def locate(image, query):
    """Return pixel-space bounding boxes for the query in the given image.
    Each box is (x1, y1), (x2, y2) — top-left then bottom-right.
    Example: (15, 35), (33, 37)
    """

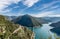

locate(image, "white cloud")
(48, 15), (60, 17)
(0, 0), (39, 10)
(22, 0), (39, 7)
(0, 0), (60, 16)
(38, 1), (59, 11)
(43, 1), (59, 8)
(50, 5), (59, 9)
(0, 0), (39, 14)
(0, 0), (21, 10)
(0, 12), (23, 16)
(31, 11), (54, 17)
(31, 11), (60, 17)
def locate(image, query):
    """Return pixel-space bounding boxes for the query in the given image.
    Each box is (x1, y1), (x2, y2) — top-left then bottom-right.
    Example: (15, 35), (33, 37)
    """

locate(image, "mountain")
(44, 17), (60, 23)
(0, 15), (34, 39)
(5, 16), (17, 21)
(50, 21), (60, 27)
(5, 14), (60, 24)
(36, 17), (60, 24)
(50, 21), (60, 35)
(35, 17), (51, 24)
(12, 14), (42, 27)
(50, 27), (60, 35)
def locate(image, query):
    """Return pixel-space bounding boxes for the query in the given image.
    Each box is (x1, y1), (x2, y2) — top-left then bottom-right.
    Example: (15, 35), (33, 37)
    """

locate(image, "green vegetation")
(12, 14), (42, 27)
(0, 15), (34, 39)
(39, 35), (52, 39)
(48, 35), (52, 39)
(54, 34), (60, 39)
(10, 27), (34, 39)
(56, 37), (60, 39)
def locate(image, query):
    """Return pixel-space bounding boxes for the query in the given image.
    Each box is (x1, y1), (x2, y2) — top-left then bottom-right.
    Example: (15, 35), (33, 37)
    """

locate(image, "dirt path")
(8, 26), (22, 39)
(13, 26), (22, 34)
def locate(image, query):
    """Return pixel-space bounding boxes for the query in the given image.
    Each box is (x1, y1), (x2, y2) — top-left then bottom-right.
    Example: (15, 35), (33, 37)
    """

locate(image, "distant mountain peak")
(12, 14), (42, 27)
(23, 14), (31, 17)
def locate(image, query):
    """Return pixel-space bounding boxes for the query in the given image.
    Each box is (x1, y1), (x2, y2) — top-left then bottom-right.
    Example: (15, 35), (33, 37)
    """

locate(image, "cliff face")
(0, 15), (34, 39)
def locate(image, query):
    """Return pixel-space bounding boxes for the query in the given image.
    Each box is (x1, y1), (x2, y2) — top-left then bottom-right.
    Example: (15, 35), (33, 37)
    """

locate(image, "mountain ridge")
(12, 14), (42, 27)
(0, 15), (34, 39)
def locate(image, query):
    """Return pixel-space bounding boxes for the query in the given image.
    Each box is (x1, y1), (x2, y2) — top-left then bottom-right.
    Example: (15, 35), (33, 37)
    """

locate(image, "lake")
(29, 23), (60, 39)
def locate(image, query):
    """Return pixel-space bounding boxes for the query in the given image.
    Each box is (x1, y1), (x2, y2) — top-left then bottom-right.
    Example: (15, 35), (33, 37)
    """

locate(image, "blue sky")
(0, 0), (60, 17)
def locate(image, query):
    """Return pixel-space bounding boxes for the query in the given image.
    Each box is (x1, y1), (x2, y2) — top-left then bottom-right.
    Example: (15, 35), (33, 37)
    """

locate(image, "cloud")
(0, 12), (23, 16)
(31, 10), (60, 17)
(48, 15), (60, 17)
(43, 1), (59, 8)
(0, 0), (21, 10)
(38, 1), (60, 11)
(50, 5), (59, 9)
(0, 0), (39, 14)
(0, 0), (60, 16)
(0, 0), (39, 10)
(30, 11), (54, 17)
(22, 0), (39, 7)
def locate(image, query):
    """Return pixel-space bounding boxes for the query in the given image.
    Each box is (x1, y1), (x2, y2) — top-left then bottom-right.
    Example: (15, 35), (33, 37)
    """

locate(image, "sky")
(0, 0), (60, 17)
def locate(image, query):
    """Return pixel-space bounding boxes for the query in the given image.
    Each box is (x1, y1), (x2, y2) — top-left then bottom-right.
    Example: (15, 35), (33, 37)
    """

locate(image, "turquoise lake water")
(29, 23), (57, 39)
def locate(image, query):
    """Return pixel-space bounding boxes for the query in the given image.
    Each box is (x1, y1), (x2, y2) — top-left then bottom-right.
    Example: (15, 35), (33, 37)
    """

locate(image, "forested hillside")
(0, 15), (34, 39)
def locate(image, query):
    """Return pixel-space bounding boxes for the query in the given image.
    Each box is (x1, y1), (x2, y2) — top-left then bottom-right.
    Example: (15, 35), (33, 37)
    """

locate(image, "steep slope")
(12, 14), (42, 27)
(50, 21), (60, 27)
(50, 21), (60, 35)
(0, 15), (34, 39)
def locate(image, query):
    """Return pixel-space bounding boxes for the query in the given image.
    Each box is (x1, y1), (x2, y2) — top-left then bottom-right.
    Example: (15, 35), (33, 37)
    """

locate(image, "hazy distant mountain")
(37, 17), (60, 24)
(11, 15), (60, 25)
(5, 16), (17, 21)
(35, 17), (51, 24)
(12, 14), (42, 27)
(43, 17), (60, 23)
(0, 15), (34, 39)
